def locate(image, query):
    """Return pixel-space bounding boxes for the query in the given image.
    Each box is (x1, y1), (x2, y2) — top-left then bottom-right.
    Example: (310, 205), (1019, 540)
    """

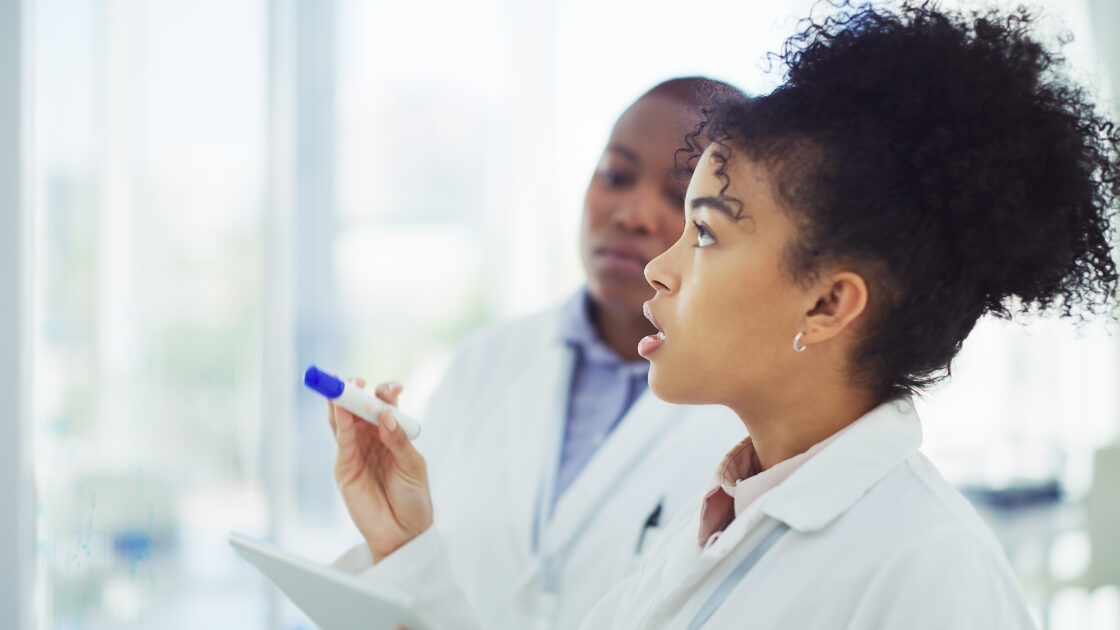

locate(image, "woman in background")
(330, 77), (746, 630)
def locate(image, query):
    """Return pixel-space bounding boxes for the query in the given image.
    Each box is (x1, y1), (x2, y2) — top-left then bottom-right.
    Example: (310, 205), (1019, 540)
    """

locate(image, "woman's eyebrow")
(607, 145), (640, 165)
(690, 196), (738, 220)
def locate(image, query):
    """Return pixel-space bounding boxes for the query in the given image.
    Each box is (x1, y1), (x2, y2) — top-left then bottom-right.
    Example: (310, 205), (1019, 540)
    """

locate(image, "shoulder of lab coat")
(331, 528), (482, 630)
(424, 306), (560, 403)
(847, 531), (1037, 630)
(754, 400), (1034, 628)
(839, 451), (1036, 629)
(418, 306), (560, 463)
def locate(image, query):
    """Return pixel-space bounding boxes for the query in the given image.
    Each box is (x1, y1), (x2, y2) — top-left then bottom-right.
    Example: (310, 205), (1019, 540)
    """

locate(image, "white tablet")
(229, 532), (433, 630)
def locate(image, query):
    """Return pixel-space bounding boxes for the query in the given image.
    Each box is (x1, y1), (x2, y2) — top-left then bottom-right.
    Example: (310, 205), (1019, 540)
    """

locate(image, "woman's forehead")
(689, 148), (782, 224)
(611, 97), (702, 149)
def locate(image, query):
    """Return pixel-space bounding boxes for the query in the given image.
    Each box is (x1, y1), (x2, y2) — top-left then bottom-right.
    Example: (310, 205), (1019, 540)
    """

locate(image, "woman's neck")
(589, 298), (655, 363)
(730, 382), (879, 471)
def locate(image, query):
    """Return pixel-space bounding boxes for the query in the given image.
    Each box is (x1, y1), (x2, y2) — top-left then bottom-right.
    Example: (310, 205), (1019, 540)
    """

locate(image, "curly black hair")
(688, 1), (1120, 401)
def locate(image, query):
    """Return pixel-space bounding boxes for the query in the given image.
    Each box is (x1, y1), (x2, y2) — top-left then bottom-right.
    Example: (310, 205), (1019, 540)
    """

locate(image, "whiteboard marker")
(304, 365), (421, 440)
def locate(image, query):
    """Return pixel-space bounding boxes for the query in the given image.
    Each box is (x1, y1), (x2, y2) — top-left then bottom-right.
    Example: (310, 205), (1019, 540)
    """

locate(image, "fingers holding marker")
(376, 381), (403, 406)
(305, 365), (420, 440)
(378, 407), (403, 449)
(333, 376), (366, 444)
(339, 378), (368, 435)
(377, 407), (425, 472)
(333, 404), (362, 467)
(328, 399), (338, 436)
(382, 406), (398, 432)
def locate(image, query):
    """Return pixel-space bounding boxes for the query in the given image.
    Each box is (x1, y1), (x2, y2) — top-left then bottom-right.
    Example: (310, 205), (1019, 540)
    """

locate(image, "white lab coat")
(339, 397), (1037, 630)
(333, 306), (747, 630)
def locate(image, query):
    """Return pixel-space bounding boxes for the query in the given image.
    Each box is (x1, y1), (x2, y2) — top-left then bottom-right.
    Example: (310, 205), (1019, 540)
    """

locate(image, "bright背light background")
(4, 0), (1119, 627)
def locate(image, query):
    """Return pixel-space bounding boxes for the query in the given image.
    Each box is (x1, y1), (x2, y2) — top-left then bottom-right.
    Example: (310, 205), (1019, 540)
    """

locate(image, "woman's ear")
(801, 271), (868, 344)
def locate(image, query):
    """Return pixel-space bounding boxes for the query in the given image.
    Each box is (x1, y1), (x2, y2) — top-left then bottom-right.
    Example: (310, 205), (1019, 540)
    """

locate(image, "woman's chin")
(648, 367), (708, 405)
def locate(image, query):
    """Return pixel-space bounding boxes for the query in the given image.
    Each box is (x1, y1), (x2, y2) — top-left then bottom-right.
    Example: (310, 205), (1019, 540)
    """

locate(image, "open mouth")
(638, 302), (667, 357)
(643, 302), (664, 338)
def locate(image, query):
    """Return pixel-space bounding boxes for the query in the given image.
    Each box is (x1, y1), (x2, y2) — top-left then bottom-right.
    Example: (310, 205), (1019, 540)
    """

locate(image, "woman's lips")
(595, 245), (647, 274)
(637, 331), (666, 357)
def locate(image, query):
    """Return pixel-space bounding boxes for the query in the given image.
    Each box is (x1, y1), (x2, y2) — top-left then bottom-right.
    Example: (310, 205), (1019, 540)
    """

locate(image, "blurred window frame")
(1, 0), (35, 628)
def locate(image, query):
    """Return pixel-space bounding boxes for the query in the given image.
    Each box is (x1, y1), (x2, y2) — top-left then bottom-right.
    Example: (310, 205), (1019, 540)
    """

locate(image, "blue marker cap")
(304, 365), (345, 399)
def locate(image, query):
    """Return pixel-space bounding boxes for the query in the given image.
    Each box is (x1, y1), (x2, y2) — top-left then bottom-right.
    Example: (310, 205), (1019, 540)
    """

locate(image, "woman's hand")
(328, 379), (433, 563)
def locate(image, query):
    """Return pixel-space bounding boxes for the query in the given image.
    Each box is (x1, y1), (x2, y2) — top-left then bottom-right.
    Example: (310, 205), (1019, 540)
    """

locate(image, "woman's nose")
(644, 246), (677, 295)
(612, 187), (660, 234)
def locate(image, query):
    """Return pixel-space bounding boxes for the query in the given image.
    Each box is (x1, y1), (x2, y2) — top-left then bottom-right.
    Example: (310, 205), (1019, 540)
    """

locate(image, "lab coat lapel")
(543, 389), (680, 559)
(506, 335), (576, 559)
(662, 501), (770, 598)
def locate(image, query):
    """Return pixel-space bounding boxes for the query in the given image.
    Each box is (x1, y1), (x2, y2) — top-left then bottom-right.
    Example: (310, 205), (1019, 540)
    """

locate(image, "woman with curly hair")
(329, 3), (1118, 628)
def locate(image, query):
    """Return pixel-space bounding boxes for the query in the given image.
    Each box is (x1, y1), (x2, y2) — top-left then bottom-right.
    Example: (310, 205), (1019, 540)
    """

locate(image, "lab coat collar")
(758, 397), (923, 532)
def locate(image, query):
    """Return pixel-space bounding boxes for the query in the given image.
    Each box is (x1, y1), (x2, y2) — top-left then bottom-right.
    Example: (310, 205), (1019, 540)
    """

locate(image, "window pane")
(33, 1), (270, 627)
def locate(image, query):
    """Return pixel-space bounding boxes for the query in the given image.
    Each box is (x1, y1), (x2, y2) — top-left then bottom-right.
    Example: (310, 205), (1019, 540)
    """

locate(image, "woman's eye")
(599, 170), (633, 188)
(694, 221), (716, 248)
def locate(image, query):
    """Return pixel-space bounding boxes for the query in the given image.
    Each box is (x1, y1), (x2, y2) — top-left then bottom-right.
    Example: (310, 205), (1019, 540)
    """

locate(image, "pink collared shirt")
(697, 428), (847, 548)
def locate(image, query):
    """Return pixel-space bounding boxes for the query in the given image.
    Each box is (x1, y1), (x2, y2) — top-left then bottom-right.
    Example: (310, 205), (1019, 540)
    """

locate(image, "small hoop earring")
(793, 332), (807, 353)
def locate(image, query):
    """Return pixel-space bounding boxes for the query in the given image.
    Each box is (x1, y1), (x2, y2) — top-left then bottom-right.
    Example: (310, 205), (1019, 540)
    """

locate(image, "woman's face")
(640, 145), (813, 406)
(580, 95), (703, 317)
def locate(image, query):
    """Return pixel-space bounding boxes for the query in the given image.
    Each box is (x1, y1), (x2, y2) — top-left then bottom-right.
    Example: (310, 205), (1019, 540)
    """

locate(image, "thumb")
(377, 408), (425, 474)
